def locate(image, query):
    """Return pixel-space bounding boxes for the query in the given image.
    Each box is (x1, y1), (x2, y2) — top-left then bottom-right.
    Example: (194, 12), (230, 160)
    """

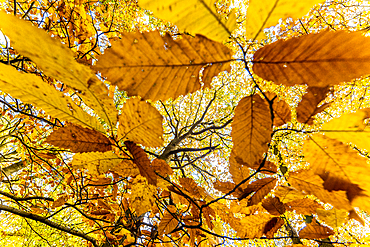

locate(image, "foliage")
(0, 0), (370, 246)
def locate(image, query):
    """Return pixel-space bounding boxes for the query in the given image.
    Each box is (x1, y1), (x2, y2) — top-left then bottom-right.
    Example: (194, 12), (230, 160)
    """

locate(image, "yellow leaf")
(235, 213), (272, 238)
(72, 151), (137, 176)
(158, 205), (179, 235)
(51, 195), (67, 209)
(246, 0), (323, 40)
(275, 186), (305, 203)
(288, 170), (352, 211)
(316, 208), (348, 229)
(285, 198), (324, 215)
(299, 220), (334, 239)
(231, 95), (272, 167)
(119, 99), (163, 148)
(321, 108), (370, 151)
(304, 135), (370, 211)
(95, 31), (232, 101)
(0, 12), (116, 129)
(140, 1), (236, 42)
(130, 175), (156, 216)
(46, 123), (112, 153)
(253, 31), (370, 86)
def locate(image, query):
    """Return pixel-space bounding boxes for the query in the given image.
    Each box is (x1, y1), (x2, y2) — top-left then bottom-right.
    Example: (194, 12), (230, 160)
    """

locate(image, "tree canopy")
(0, 0), (370, 246)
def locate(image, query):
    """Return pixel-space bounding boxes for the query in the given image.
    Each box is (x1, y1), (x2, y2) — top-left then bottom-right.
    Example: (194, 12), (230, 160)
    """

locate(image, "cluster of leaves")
(1, 0), (370, 247)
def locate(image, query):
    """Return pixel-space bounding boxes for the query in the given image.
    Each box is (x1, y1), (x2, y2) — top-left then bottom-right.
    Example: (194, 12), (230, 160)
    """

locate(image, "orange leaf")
(299, 220), (334, 239)
(158, 206), (178, 235)
(262, 197), (286, 216)
(265, 93), (291, 126)
(151, 159), (173, 177)
(297, 86), (330, 125)
(46, 123), (112, 153)
(125, 141), (157, 186)
(253, 30), (370, 86)
(95, 31), (232, 101)
(285, 198), (324, 215)
(51, 195), (67, 209)
(239, 177), (277, 206)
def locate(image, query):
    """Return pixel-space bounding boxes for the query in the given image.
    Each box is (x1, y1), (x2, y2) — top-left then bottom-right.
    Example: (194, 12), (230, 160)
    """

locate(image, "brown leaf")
(262, 197), (286, 216)
(299, 220), (334, 239)
(263, 217), (285, 238)
(179, 177), (203, 199)
(213, 180), (242, 197)
(231, 95), (272, 167)
(119, 98), (163, 147)
(51, 195), (67, 209)
(151, 159), (173, 177)
(46, 123), (112, 153)
(158, 205), (178, 235)
(95, 31), (232, 101)
(253, 30), (370, 86)
(285, 198), (324, 215)
(125, 141), (157, 186)
(265, 93), (291, 126)
(238, 177), (277, 206)
(297, 86), (330, 125)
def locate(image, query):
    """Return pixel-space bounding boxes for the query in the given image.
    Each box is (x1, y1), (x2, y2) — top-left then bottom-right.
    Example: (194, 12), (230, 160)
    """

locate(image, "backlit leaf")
(264, 217), (285, 238)
(140, 0), (236, 42)
(253, 31), (370, 86)
(288, 170), (352, 211)
(297, 86), (330, 124)
(46, 123), (112, 153)
(130, 175), (156, 216)
(246, 0), (324, 40)
(238, 177), (277, 206)
(235, 213), (272, 238)
(316, 208), (348, 229)
(0, 64), (104, 132)
(262, 197), (286, 216)
(125, 141), (157, 185)
(299, 220), (334, 239)
(231, 94), (272, 167)
(304, 135), (370, 210)
(321, 108), (370, 151)
(285, 198), (324, 215)
(158, 205), (178, 235)
(0, 12), (117, 129)
(95, 31), (232, 101)
(119, 98), (163, 147)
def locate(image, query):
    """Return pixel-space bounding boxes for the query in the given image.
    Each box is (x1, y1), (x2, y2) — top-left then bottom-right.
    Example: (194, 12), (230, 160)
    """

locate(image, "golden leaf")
(262, 197), (286, 216)
(297, 86), (330, 125)
(139, 1), (236, 42)
(288, 170), (352, 211)
(72, 151), (136, 176)
(304, 135), (370, 210)
(151, 159), (173, 177)
(0, 12), (117, 129)
(316, 208), (348, 229)
(51, 195), (67, 209)
(130, 175), (156, 216)
(231, 95), (272, 167)
(275, 186), (305, 203)
(95, 31), (232, 101)
(235, 213), (272, 238)
(246, 0), (324, 40)
(158, 205), (178, 235)
(299, 220), (334, 239)
(119, 98), (163, 148)
(238, 177), (277, 206)
(321, 108), (370, 151)
(46, 123), (112, 153)
(253, 31), (370, 86)
(125, 141), (157, 185)
(285, 198), (324, 215)
(267, 94), (291, 126)
(0, 64), (104, 132)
